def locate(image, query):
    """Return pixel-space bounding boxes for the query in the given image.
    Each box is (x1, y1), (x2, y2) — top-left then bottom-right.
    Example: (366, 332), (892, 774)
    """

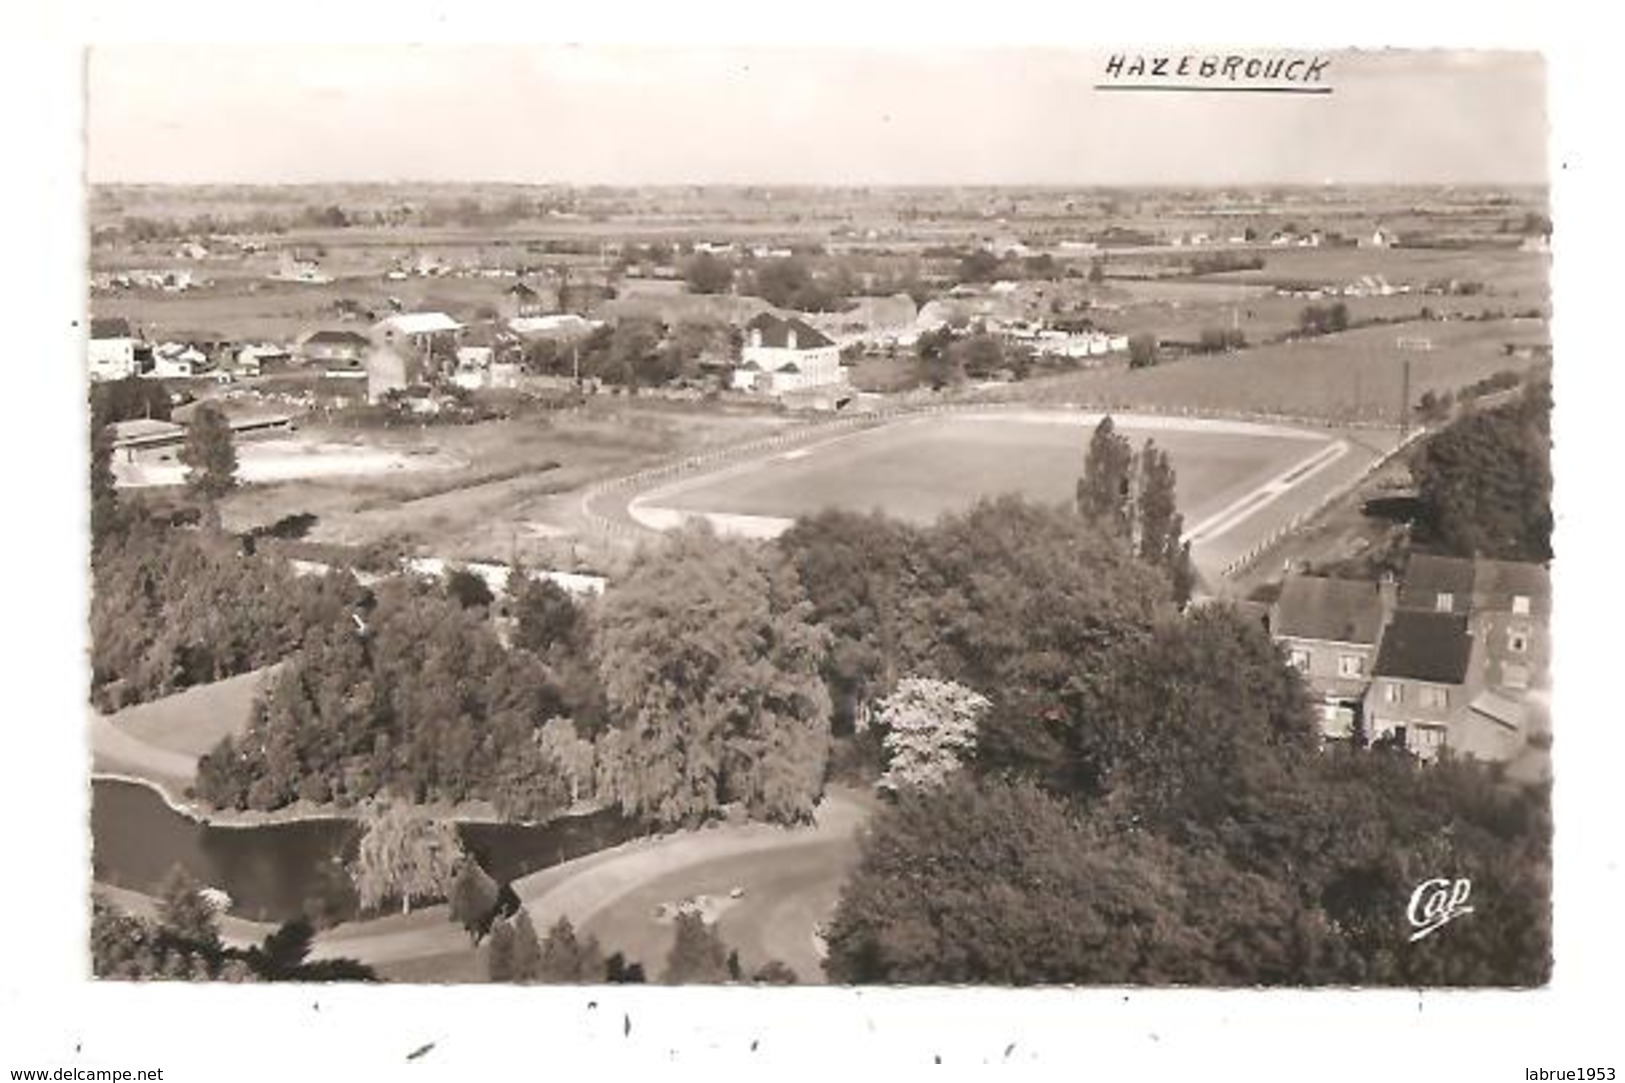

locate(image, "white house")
(150, 343), (208, 379)
(732, 313), (844, 395)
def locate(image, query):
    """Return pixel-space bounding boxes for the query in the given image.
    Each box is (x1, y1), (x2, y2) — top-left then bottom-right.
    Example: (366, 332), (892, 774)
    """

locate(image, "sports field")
(630, 411), (1392, 577)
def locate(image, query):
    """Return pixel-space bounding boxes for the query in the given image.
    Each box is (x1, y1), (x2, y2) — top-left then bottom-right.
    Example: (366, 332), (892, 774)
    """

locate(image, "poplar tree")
(1077, 415), (1135, 538)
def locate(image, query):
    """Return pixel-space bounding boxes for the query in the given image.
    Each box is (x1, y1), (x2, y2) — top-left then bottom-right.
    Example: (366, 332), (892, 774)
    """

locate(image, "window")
(1419, 686), (1449, 710)
(1512, 595), (1531, 616)
(1508, 628), (1529, 653)
(1408, 725), (1447, 758)
(1338, 654), (1364, 678)
(1383, 682), (1403, 705)
(1288, 648), (1310, 672)
(1435, 592), (1455, 613)
(1503, 663), (1530, 691)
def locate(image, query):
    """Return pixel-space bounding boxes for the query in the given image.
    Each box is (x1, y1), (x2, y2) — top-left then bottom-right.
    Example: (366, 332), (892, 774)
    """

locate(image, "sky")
(89, 46), (1548, 188)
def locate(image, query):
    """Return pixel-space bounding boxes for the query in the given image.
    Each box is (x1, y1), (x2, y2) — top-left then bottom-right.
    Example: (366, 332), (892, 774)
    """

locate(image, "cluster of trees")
(1298, 302), (1352, 336)
(90, 518), (361, 711)
(192, 523), (839, 831)
(914, 327), (1030, 388)
(682, 251), (734, 295)
(1187, 251), (1267, 275)
(777, 496), (1171, 737)
(482, 910), (796, 985)
(192, 574), (603, 816)
(1410, 379), (1552, 562)
(744, 257), (848, 312)
(523, 318), (737, 389)
(1127, 332), (1160, 368)
(93, 866), (374, 982)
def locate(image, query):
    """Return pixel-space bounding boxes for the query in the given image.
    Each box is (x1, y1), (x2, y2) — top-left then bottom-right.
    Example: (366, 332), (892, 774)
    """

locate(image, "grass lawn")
(90, 666), (275, 796)
(654, 413), (1324, 533)
(102, 665), (272, 758)
(1015, 317), (1548, 424)
(579, 837), (859, 985)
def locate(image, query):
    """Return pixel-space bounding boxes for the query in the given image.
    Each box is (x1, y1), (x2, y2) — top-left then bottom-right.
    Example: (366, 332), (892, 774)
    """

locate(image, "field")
(211, 403), (801, 563)
(630, 411), (1396, 579)
(1010, 317), (1548, 424)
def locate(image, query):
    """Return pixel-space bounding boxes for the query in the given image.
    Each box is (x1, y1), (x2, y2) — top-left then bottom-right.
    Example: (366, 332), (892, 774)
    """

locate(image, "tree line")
(92, 865), (374, 982)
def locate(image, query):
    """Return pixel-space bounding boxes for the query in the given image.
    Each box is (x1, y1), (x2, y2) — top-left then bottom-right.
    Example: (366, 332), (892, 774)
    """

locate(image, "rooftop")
(1398, 553), (1476, 612)
(746, 312), (835, 350)
(303, 329), (372, 347)
(1475, 559), (1551, 615)
(1272, 575), (1386, 644)
(1373, 611), (1474, 685)
(377, 312), (463, 336)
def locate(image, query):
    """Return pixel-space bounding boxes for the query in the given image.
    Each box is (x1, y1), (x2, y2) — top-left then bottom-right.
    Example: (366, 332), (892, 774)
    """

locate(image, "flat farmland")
(1203, 245), (1551, 306)
(632, 412), (1387, 578)
(1014, 317), (1548, 424)
(91, 273), (536, 342)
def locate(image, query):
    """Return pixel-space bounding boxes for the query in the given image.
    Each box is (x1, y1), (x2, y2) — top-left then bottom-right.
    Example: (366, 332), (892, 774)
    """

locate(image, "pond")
(90, 778), (639, 926)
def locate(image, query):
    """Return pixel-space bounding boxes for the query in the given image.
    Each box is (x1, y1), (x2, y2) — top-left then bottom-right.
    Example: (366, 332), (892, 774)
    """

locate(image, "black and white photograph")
(4, 10), (1618, 1077)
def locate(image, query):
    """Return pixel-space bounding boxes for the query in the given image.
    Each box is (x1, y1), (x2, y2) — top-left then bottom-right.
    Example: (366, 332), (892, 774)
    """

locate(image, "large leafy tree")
(1410, 379), (1552, 562)
(349, 800), (462, 914)
(177, 403), (238, 522)
(777, 510), (929, 732)
(824, 779), (1197, 985)
(594, 524), (832, 827)
(911, 497), (1168, 697)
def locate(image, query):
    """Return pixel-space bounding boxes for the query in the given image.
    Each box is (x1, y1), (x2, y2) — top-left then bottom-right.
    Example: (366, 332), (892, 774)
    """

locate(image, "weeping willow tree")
(349, 799), (462, 915)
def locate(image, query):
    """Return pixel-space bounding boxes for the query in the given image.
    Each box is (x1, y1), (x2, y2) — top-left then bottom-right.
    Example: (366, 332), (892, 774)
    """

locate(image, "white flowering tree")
(876, 677), (990, 795)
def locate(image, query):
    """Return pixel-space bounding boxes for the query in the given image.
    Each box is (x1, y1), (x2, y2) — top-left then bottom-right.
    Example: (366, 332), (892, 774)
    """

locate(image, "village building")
(1269, 574), (1392, 741)
(372, 311), (464, 367)
(87, 317), (151, 382)
(364, 343), (421, 403)
(1363, 610), (1482, 762)
(299, 329), (373, 372)
(732, 313), (845, 395)
(149, 343), (209, 379)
